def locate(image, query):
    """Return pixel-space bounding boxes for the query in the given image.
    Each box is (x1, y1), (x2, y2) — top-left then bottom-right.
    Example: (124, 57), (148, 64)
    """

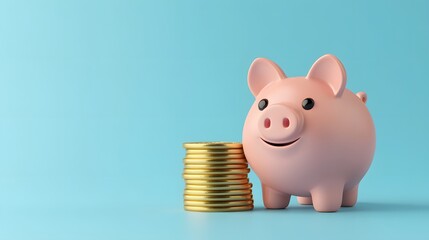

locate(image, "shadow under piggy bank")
(253, 201), (429, 214)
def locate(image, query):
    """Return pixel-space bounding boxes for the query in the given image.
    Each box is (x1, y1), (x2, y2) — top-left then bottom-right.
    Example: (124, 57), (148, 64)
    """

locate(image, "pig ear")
(248, 58), (286, 96)
(307, 54), (347, 97)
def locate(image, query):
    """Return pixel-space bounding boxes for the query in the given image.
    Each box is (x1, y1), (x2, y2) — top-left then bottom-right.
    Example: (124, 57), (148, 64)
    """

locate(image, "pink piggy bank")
(242, 54), (375, 212)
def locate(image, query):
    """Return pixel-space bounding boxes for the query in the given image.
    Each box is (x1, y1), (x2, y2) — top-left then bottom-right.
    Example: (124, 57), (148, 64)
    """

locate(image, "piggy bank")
(242, 54), (375, 212)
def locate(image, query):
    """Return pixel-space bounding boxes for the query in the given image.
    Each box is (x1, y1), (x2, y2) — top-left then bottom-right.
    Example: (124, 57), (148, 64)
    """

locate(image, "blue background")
(1, 0), (428, 239)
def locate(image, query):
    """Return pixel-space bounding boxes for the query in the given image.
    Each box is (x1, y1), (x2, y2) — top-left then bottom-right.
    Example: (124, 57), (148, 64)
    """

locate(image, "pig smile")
(261, 138), (300, 147)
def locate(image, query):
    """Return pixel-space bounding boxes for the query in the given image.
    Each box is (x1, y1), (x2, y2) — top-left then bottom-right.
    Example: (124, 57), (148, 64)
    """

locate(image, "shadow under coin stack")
(182, 142), (254, 212)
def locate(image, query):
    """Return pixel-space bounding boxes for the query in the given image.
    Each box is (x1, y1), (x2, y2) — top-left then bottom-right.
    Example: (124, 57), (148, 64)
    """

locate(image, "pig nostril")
(264, 118), (271, 128)
(283, 118), (290, 128)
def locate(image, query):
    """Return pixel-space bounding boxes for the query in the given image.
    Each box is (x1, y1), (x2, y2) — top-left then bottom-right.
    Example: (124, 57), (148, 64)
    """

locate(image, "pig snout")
(258, 104), (304, 144)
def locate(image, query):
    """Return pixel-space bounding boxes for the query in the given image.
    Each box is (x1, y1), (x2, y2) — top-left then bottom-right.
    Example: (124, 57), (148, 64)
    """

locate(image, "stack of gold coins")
(183, 142), (253, 212)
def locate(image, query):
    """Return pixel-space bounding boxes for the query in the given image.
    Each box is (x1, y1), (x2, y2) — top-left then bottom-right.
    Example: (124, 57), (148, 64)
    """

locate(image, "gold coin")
(185, 178), (250, 185)
(184, 163), (248, 169)
(185, 149), (243, 154)
(184, 205), (253, 212)
(183, 142), (242, 149)
(185, 153), (246, 159)
(186, 183), (252, 190)
(183, 174), (248, 180)
(183, 158), (248, 164)
(184, 200), (254, 207)
(184, 189), (252, 196)
(183, 168), (250, 175)
(184, 194), (253, 201)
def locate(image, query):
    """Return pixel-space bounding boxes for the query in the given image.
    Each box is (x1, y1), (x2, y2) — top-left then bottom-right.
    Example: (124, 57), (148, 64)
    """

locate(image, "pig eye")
(302, 98), (315, 110)
(258, 99), (268, 111)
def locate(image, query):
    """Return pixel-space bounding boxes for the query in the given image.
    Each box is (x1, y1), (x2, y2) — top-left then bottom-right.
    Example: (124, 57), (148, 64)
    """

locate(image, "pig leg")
(297, 196), (313, 205)
(342, 185), (358, 207)
(310, 183), (343, 212)
(262, 184), (291, 209)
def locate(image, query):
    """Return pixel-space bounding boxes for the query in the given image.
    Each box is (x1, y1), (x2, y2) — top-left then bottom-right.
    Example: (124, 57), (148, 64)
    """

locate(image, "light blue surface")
(0, 0), (428, 239)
